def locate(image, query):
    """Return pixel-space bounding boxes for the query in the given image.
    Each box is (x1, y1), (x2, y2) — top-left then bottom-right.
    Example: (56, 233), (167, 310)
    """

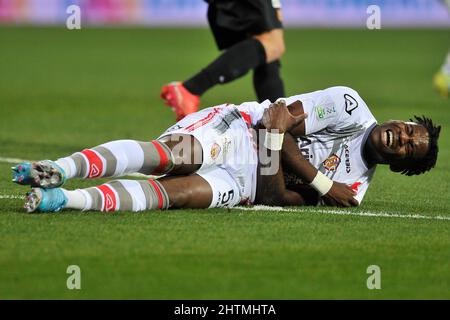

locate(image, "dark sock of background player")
(184, 36), (285, 103)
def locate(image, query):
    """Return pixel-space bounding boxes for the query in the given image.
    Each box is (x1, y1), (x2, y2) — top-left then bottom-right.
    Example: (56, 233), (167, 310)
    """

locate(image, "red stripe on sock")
(149, 180), (163, 209)
(151, 141), (169, 175)
(97, 184), (117, 212)
(81, 149), (104, 178)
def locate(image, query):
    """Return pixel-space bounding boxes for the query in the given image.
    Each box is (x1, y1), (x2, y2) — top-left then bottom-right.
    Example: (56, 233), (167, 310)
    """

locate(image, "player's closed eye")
(408, 141), (414, 156)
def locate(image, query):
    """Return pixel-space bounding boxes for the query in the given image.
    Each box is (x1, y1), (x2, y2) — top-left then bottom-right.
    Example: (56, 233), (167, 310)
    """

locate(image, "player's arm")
(254, 101), (308, 206)
(282, 132), (358, 207)
(262, 99), (359, 207)
(255, 148), (305, 206)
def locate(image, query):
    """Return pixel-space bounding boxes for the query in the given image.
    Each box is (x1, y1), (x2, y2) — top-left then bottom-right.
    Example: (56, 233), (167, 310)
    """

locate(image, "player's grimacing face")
(371, 120), (429, 163)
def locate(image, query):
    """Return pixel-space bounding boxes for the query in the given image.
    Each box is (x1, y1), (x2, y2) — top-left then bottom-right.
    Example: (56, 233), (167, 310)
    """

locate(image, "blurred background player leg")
(161, 0), (286, 120)
(433, 1), (450, 98)
(253, 60), (284, 103)
(433, 50), (450, 98)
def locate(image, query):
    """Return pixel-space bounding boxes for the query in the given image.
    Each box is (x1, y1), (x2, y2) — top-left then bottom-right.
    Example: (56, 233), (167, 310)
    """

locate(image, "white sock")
(55, 158), (75, 179)
(62, 189), (87, 210)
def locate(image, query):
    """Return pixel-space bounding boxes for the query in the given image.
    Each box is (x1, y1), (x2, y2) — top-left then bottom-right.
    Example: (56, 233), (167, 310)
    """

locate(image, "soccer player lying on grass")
(12, 87), (440, 212)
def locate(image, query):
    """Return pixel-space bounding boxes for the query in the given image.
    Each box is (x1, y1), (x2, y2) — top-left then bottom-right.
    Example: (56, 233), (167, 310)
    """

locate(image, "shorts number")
(221, 190), (235, 206)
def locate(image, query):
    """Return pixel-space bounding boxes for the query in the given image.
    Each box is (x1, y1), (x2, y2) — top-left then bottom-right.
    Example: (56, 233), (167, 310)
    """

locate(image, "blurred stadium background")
(1, 0), (449, 27)
(0, 0), (449, 299)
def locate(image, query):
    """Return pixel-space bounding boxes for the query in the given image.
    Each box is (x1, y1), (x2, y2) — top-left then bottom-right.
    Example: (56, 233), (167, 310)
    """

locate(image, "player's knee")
(159, 179), (191, 208)
(158, 134), (203, 174)
(171, 182), (192, 208)
(273, 36), (286, 58)
(268, 42), (285, 61)
(254, 29), (285, 62)
(160, 175), (212, 209)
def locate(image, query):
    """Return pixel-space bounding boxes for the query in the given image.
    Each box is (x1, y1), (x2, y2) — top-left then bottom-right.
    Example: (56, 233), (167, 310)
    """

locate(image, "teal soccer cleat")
(24, 188), (68, 213)
(12, 160), (66, 188)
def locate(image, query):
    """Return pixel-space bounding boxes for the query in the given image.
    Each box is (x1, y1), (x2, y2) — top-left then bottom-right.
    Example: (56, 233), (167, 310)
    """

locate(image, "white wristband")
(264, 131), (284, 151)
(309, 171), (333, 196)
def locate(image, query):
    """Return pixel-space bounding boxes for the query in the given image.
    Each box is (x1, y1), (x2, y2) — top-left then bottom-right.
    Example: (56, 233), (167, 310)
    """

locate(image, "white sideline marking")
(234, 205), (450, 221)
(1, 194), (448, 221)
(0, 156), (156, 179)
(0, 156), (30, 164)
(2, 156), (449, 221)
(0, 195), (22, 200)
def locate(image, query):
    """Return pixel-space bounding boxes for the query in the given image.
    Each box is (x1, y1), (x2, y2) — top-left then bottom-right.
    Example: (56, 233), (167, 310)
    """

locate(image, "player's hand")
(322, 181), (359, 207)
(262, 99), (308, 133)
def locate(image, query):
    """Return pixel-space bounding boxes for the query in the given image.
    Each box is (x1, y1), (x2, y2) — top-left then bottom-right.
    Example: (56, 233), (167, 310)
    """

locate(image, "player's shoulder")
(236, 99), (271, 113)
(290, 86), (364, 107)
(236, 99), (271, 126)
(324, 86), (362, 100)
(327, 86), (373, 117)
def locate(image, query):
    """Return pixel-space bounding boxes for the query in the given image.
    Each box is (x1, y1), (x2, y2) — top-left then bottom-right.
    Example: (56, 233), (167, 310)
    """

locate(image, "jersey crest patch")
(210, 143), (221, 160)
(323, 154), (341, 171)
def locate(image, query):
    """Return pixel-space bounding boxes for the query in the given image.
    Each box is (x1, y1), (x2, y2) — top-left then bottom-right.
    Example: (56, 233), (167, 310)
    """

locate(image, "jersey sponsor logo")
(344, 94), (359, 115)
(210, 143), (221, 160)
(323, 153), (341, 171)
(344, 144), (351, 173)
(315, 104), (336, 121)
(222, 136), (232, 157)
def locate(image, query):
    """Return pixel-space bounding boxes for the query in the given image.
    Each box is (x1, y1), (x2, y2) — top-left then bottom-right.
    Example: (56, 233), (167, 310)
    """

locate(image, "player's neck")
(363, 127), (383, 167)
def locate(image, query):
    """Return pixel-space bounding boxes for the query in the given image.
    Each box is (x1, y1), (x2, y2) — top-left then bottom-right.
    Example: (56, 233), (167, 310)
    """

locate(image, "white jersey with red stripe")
(279, 86), (378, 204)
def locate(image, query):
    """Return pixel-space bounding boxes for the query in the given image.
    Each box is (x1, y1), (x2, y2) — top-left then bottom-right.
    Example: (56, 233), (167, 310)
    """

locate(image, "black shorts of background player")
(161, 0), (286, 120)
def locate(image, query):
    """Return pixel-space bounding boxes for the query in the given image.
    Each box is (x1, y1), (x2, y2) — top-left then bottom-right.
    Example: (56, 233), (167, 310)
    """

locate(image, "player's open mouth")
(385, 129), (394, 148)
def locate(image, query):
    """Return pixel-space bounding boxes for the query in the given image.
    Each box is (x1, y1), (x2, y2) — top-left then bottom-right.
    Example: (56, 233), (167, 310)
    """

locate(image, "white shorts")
(197, 168), (241, 208)
(159, 104), (258, 207)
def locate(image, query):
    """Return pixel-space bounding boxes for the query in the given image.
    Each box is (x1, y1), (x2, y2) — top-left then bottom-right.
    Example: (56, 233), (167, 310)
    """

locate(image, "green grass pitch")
(0, 27), (449, 299)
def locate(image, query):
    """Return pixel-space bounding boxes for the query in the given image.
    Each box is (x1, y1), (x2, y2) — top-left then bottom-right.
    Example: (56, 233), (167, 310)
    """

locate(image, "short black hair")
(399, 115), (441, 176)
